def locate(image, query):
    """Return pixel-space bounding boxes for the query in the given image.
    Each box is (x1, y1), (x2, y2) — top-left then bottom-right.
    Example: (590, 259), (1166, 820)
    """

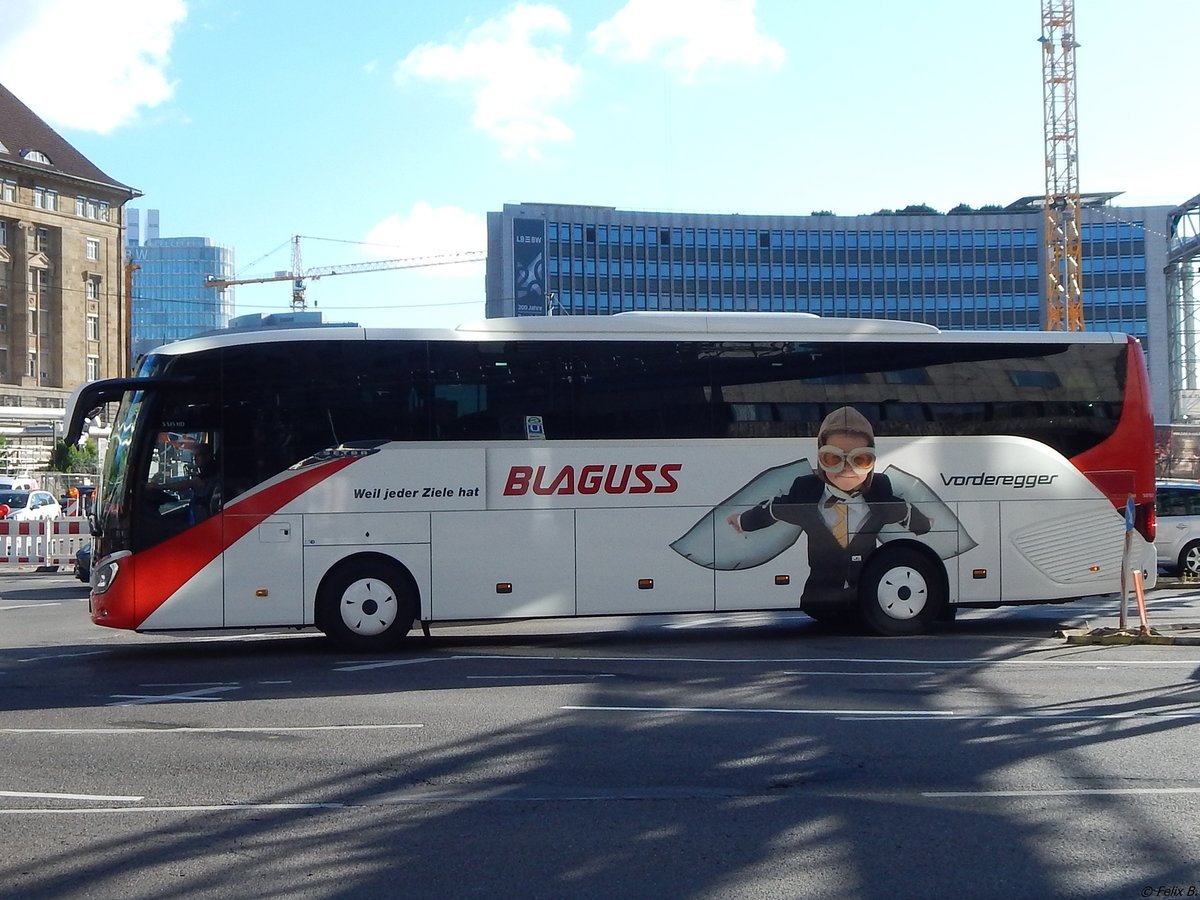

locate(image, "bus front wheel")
(857, 547), (945, 636)
(317, 559), (417, 652)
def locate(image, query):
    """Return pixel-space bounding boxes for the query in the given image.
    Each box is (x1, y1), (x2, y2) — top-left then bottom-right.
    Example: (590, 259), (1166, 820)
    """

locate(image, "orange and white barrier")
(0, 518), (91, 569)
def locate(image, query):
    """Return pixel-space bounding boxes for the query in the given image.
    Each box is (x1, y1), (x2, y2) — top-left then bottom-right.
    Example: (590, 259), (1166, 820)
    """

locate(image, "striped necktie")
(826, 498), (849, 547)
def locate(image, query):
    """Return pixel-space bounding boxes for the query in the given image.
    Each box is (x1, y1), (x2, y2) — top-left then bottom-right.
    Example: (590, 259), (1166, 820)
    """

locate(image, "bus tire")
(857, 546), (945, 636)
(1178, 541), (1200, 578)
(317, 557), (417, 652)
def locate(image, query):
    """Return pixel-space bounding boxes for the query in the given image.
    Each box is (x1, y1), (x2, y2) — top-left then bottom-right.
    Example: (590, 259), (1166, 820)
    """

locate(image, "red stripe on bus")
(1071, 336), (1155, 505)
(125, 457), (358, 627)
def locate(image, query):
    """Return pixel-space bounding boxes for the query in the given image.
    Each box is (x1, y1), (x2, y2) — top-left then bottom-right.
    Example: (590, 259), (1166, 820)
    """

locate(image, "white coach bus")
(65, 313), (1156, 649)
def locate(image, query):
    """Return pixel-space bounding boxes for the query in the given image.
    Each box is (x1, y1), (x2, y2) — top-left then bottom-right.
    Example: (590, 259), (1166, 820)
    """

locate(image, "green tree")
(49, 439), (98, 474)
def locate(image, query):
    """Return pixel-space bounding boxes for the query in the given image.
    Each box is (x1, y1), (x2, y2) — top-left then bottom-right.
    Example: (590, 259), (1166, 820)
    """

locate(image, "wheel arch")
(857, 538), (951, 636)
(312, 550), (422, 631)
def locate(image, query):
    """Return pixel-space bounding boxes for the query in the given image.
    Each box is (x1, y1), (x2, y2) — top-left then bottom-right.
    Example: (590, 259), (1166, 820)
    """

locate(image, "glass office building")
(127, 209), (234, 359)
(487, 199), (1173, 419)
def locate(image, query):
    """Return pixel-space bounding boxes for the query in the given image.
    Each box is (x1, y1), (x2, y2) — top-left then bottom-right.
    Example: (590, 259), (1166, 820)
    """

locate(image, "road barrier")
(0, 518), (91, 569)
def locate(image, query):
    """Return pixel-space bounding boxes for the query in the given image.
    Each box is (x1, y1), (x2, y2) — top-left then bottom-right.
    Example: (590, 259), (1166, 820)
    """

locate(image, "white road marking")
(466, 674), (617, 680)
(0, 790), (142, 802)
(107, 685), (242, 706)
(0, 803), (345, 815)
(334, 657), (442, 672)
(564, 705), (957, 717)
(778, 670), (938, 676)
(324, 651), (1200, 674)
(0, 603), (61, 611)
(564, 705), (1200, 721)
(16, 650), (106, 663)
(0, 724), (422, 735)
(925, 788), (1200, 798)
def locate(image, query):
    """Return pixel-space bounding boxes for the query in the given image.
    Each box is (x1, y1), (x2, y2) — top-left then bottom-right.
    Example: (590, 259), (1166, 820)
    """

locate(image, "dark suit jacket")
(738, 472), (931, 606)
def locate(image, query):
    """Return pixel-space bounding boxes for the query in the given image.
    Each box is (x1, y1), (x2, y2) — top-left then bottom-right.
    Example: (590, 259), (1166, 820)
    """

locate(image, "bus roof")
(146, 312), (1131, 357)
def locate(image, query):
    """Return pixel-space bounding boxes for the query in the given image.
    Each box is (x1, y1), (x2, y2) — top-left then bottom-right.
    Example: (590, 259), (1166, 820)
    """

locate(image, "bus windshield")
(95, 388), (145, 541)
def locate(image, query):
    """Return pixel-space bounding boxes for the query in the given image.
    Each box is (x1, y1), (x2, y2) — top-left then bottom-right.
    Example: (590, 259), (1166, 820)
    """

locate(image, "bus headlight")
(93, 560), (120, 595)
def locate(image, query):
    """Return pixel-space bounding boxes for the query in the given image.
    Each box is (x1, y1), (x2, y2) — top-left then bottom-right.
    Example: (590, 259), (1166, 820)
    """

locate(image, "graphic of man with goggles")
(726, 406), (931, 609)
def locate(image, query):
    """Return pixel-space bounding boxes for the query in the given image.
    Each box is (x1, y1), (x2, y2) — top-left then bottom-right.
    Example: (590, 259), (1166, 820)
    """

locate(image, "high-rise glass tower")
(127, 209), (234, 359)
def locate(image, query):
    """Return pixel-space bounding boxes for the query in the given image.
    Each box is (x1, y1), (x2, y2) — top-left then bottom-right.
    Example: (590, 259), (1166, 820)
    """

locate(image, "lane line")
(779, 670), (938, 676)
(388, 657), (1200, 672)
(564, 705), (956, 717)
(466, 674), (616, 680)
(334, 657), (443, 672)
(0, 790), (142, 802)
(564, 705), (1200, 721)
(107, 685), (242, 706)
(925, 788), (1200, 798)
(0, 603), (62, 611)
(0, 803), (345, 815)
(0, 724), (423, 735)
(16, 650), (106, 663)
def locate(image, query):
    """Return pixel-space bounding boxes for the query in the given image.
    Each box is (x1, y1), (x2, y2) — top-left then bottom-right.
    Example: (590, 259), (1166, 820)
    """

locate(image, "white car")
(0, 490), (63, 521)
(1154, 480), (1200, 576)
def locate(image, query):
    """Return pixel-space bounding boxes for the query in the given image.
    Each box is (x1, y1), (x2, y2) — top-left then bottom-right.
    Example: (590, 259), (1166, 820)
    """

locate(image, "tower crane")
(203, 235), (486, 312)
(1039, 0), (1084, 331)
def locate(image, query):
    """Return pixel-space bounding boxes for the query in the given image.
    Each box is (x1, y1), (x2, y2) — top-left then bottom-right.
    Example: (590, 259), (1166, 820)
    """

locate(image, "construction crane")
(204, 235), (486, 312)
(1039, 0), (1084, 331)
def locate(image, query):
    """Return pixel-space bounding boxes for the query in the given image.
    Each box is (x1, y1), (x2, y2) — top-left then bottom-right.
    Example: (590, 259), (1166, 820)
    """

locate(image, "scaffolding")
(1168, 194), (1200, 422)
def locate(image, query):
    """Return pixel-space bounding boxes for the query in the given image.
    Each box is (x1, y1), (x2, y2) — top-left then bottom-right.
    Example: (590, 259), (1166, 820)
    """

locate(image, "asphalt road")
(2, 572), (1200, 900)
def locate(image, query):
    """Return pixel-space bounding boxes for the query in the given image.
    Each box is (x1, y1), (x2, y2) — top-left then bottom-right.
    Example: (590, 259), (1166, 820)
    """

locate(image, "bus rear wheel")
(857, 547), (944, 636)
(317, 559), (417, 652)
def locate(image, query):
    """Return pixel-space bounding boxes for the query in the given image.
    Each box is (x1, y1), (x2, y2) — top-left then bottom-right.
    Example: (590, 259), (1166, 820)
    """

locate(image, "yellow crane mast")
(1040, 0), (1084, 331)
(204, 235), (485, 312)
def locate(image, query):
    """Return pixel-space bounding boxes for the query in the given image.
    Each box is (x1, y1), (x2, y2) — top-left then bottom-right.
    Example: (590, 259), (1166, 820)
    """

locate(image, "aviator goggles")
(817, 445), (877, 475)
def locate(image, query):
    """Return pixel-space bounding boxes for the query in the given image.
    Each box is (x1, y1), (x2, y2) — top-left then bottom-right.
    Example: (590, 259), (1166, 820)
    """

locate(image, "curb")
(1058, 624), (1200, 646)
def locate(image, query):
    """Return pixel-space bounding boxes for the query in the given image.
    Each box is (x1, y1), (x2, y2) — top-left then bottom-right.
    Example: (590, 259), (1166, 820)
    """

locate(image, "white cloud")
(397, 4), (580, 160)
(361, 202), (486, 276)
(0, 0), (186, 134)
(590, 0), (784, 82)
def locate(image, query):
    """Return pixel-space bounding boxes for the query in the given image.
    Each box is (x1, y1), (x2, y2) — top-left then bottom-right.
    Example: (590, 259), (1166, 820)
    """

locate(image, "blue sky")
(1, 0), (1196, 328)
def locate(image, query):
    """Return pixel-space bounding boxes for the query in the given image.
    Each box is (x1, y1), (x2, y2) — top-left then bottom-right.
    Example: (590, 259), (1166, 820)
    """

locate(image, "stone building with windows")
(0, 81), (139, 467)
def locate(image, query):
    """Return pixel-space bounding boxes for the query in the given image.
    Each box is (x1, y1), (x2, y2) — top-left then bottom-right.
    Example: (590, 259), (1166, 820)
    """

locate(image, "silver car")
(1154, 481), (1200, 576)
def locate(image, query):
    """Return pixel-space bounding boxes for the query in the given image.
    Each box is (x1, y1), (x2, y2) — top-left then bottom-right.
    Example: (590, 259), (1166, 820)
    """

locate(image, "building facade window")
(85, 237), (100, 260)
(86, 355), (100, 381)
(85, 276), (100, 301)
(1, 180), (14, 203)
(26, 352), (35, 378)
(33, 187), (57, 211)
(86, 313), (99, 341)
(36, 227), (50, 253)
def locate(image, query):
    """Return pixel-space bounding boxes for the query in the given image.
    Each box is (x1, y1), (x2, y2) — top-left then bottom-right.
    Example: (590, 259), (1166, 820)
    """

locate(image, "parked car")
(1154, 480), (1200, 575)
(74, 544), (91, 583)
(0, 490), (63, 521)
(0, 477), (38, 491)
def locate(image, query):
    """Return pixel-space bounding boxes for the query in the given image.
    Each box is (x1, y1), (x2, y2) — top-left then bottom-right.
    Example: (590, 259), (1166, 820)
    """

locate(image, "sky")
(1, 0), (1197, 329)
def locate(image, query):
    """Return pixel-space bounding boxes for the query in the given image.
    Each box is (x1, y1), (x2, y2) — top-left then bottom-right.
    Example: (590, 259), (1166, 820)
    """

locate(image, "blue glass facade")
(129, 236), (234, 358)
(486, 202), (1172, 418)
